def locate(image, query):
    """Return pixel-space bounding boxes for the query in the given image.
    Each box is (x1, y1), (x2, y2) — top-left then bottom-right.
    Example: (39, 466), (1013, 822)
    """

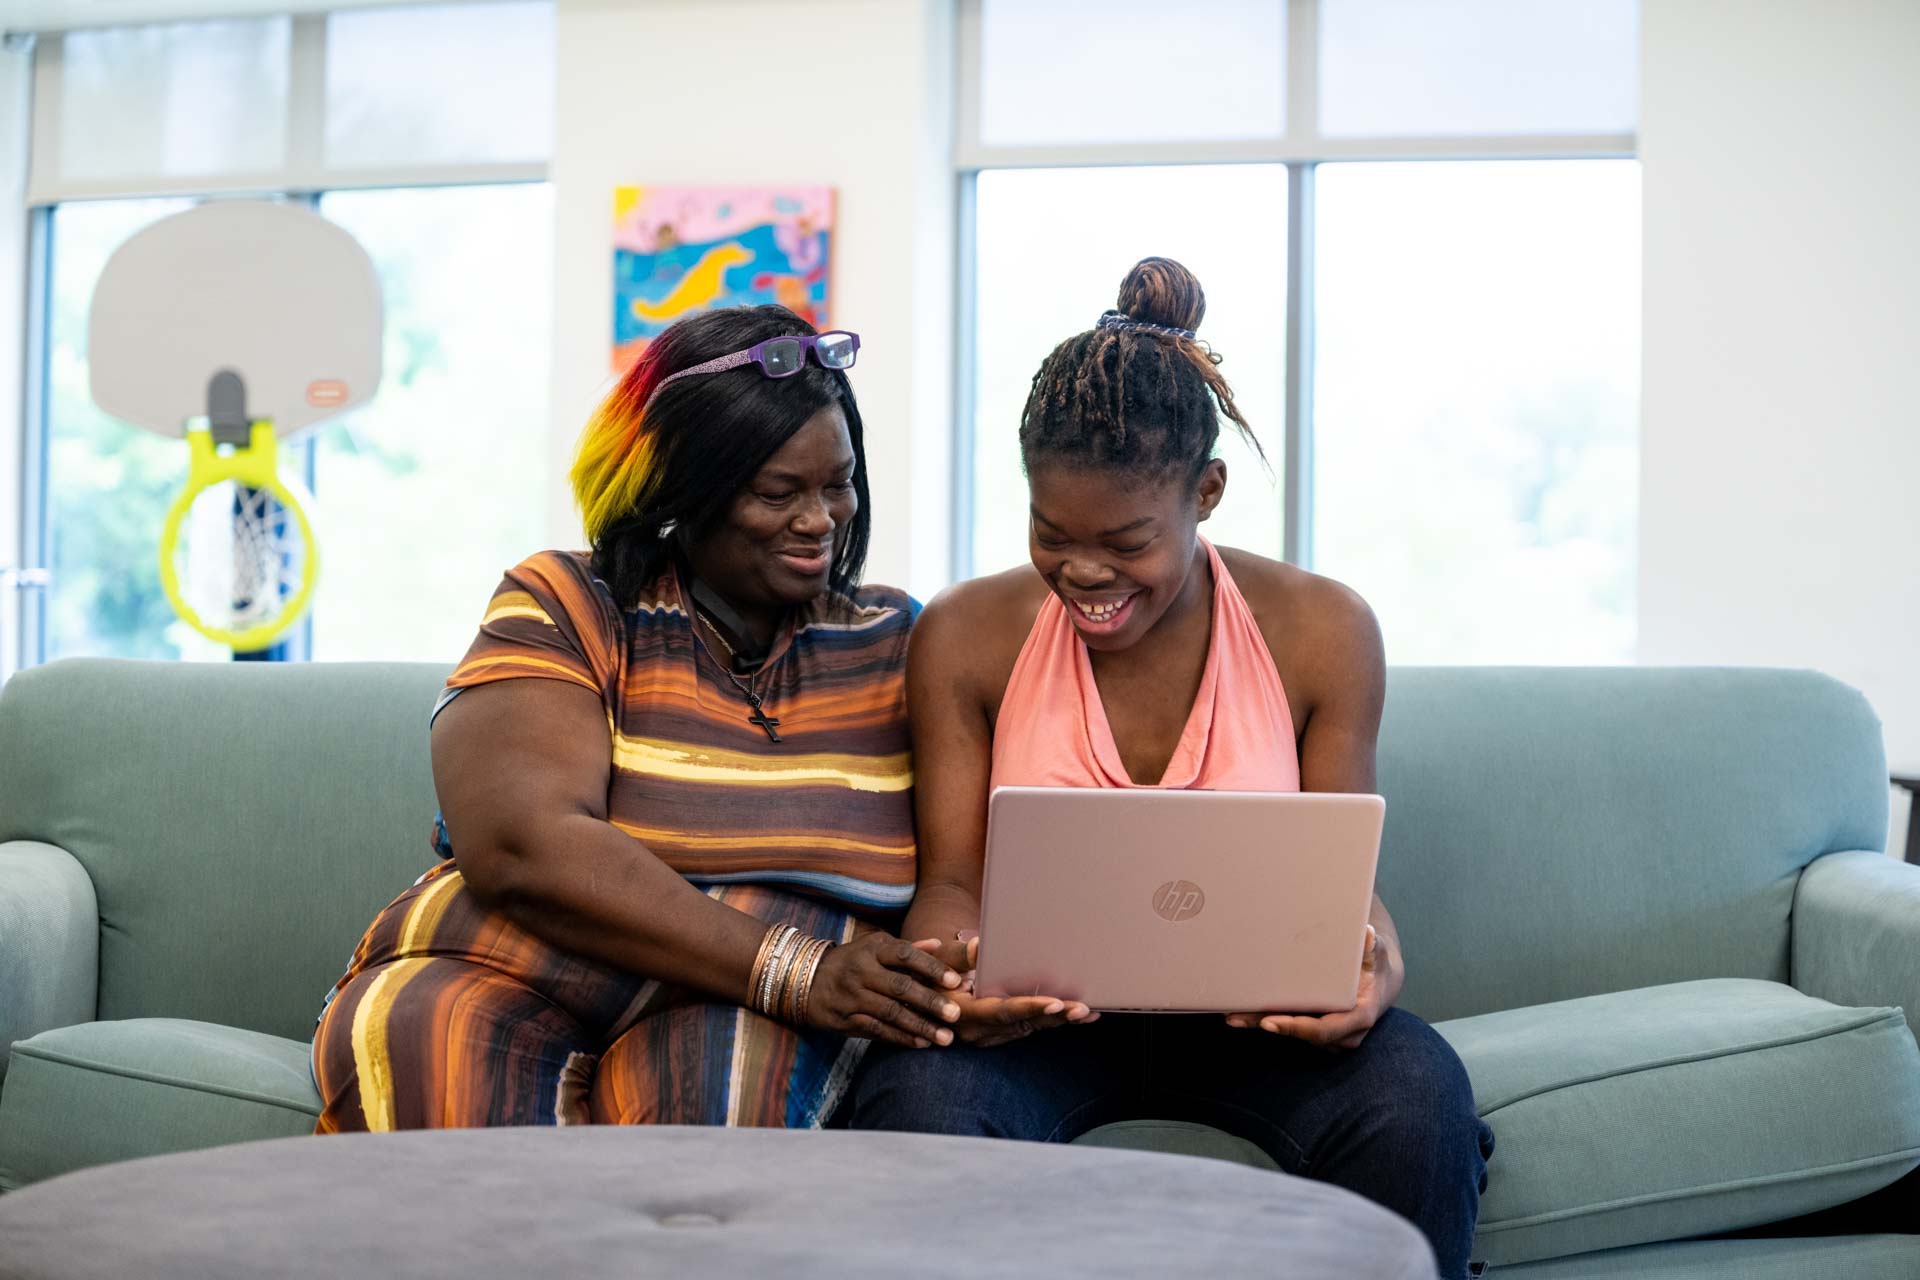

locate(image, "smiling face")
(1027, 457), (1227, 652)
(684, 403), (858, 628)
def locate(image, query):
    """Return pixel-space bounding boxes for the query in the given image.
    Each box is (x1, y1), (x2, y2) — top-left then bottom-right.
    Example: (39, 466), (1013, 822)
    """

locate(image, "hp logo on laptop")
(1153, 880), (1206, 922)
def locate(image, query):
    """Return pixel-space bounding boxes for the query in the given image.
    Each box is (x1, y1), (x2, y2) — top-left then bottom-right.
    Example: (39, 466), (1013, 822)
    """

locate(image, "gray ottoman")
(0, 1127), (1436, 1279)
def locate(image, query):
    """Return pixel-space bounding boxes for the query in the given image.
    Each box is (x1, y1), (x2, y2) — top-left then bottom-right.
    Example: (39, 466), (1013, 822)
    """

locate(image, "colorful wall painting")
(612, 185), (834, 373)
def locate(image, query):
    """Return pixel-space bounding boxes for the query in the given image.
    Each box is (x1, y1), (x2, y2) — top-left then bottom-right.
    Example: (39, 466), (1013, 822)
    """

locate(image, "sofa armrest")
(1794, 850), (1920, 1045)
(0, 841), (99, 1079)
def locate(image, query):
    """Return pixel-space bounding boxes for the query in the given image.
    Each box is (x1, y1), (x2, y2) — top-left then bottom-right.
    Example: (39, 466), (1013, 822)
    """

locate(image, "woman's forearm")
(1369, 894), (1406, 1006)
(902, 879), (982, 950)
(469, 812), (769, 1005)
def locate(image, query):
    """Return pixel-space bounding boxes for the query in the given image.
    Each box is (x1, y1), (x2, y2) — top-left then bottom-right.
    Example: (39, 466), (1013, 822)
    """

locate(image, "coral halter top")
(990, 540), (1301, 792)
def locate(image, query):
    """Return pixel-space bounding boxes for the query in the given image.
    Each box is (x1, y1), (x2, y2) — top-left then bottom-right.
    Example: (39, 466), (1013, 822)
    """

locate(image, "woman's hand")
(1225, 926), (1388, 1051)
(917, 936), (1097, 1048)
(802, 933), (966, 1049)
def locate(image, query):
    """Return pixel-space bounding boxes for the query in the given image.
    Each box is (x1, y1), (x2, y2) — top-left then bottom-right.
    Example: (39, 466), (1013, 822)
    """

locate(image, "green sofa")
(3, 659), (1918, 1276)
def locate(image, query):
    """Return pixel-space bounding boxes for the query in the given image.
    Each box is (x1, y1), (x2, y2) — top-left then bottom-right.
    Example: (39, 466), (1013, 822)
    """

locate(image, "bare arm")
(1292, 587), (1404, 1016)
(433, 679), (961, 1046)
(900, 588), (1092, 1042)
(434, 680), (764, 994)
(1233, 573), (1403, 1046)
(898, 594), (994, 949)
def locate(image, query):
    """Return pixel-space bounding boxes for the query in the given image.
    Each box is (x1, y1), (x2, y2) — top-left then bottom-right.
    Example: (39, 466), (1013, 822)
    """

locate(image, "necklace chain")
(694, 606), (755, 694)
(693, 603), (782, 742)
(695, 605), (738, 661)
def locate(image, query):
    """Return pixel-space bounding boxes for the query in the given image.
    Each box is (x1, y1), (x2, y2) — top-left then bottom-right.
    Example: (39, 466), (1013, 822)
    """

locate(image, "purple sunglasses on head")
(646, 330), (861, 407)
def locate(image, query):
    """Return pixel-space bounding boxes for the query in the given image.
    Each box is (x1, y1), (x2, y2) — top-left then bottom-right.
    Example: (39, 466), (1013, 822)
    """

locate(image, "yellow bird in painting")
(631, 243), (754, 323)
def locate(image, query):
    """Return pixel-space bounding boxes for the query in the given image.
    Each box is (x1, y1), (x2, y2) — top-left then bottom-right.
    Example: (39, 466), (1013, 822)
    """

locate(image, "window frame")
(950, 0), (1637, 580)
(24, 15), (548, 205)
(11, 9), (552, 669)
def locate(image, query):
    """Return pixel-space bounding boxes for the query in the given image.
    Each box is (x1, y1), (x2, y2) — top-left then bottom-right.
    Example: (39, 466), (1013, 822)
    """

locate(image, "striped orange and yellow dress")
(311, 550), (917, 1132)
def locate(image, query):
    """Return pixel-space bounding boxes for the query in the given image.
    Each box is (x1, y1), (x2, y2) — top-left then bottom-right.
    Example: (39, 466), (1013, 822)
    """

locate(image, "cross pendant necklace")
(742, 688), (782, 743)
(694, 604), (782, 743)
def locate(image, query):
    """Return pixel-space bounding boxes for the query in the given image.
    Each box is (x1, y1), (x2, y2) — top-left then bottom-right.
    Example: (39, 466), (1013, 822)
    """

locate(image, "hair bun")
(1116, 257), (1206, 334)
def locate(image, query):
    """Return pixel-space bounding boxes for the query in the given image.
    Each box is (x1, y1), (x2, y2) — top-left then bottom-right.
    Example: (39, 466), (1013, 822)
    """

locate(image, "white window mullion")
(1282, 0), (1318, 566)
(1282, 161), (1315, 569)
(285, 13), (326, 187)
(23, 33), (63, 207)
(954, 0), (983, 166)
(1286, 0), (1319, 146)
(29, 162), (549, 205)
(957, 132), (1633, 172)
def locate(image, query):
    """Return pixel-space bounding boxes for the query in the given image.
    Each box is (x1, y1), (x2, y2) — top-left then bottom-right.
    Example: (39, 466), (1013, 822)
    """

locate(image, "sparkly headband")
(1097, 309), (1196, 341)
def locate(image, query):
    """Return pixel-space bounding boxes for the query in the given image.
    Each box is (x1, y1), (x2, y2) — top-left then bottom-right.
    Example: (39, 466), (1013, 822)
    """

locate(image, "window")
(977, 0), (1288, 146)
(55, 20), (291, 184)
(1318, 0), (1638, 137)
(324, 3), (555, 168)
(20, 6), (554, 668)
(311, 185), (553, 662)
(960, 0), (1640, 663)
(971, 166), (1286, 576)
(42, 198), (211, 660)
(1312, 161), (1640, 663)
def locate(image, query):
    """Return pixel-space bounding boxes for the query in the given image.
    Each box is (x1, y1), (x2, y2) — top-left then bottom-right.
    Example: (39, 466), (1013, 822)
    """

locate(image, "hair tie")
(1097, 309), (1196, 342)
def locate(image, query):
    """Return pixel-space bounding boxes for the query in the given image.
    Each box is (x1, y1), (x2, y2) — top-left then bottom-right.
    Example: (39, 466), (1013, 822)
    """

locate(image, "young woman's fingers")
(910, 937), (973, 974)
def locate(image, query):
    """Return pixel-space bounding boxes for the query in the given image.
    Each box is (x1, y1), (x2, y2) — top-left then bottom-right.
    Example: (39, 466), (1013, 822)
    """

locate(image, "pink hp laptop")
(975, 787), (1385, 1013)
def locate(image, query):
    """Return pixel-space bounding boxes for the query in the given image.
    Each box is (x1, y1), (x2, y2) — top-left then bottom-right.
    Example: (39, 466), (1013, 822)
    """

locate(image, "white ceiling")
(3, 0), (490, 35)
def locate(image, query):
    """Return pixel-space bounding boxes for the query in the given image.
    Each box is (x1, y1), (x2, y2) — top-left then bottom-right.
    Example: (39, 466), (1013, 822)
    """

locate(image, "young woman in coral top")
(851, 259), (1493, 1279)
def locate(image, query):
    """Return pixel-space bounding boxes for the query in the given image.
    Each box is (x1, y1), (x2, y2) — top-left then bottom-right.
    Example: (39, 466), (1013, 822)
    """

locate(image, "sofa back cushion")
(0, 661), (1890, 1039)
(1378, 667), (1887, 1022)
(0, 659), (447, 1043)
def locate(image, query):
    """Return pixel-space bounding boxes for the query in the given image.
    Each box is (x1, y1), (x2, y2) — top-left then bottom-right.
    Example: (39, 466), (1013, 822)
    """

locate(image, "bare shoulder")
(910, 564), (1051, 702)
(1214, 545), (1383, 711)
(1218, 546), (1377, 643)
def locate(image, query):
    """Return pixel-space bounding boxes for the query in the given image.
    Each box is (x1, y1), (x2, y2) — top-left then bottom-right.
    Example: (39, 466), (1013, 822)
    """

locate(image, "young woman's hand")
(1225, 926), (1387, 1051)
(801, 932), (965, 1048)
(914, 935), (1098, 1048)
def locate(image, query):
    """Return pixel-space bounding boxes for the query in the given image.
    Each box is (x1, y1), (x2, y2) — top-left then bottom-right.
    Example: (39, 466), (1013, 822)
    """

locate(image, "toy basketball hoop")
(89, 202), (383, 653)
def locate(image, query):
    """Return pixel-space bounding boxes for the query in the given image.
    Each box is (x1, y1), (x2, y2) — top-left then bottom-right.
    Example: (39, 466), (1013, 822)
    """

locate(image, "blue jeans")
(851, 1007), (1493, 1279)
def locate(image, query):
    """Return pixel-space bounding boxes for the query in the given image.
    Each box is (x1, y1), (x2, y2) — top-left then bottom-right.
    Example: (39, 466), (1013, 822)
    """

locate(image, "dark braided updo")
(1020, 257), (1264, 484)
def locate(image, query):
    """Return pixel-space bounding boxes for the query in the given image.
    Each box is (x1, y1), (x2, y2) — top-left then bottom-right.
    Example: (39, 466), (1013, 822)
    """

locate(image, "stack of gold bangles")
(747, 923), (835, 1024)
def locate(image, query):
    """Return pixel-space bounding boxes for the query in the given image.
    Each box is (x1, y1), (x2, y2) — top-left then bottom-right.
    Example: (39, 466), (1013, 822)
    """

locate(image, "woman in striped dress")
(311, 307), (967, 1131)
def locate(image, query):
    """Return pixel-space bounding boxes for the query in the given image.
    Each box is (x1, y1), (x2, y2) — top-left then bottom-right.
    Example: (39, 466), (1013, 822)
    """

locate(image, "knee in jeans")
(853, 1045), (1006, 1137)
(1370, 1015), (1490, 1170)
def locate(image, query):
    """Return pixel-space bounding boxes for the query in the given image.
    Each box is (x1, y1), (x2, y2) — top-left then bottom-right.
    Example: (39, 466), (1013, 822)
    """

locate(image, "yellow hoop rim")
(158, 421), (320, 653)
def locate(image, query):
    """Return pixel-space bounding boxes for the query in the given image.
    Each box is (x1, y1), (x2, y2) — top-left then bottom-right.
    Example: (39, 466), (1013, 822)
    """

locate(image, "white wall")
(1639, 0), (1920, 811)
(549, 0), (955, 599)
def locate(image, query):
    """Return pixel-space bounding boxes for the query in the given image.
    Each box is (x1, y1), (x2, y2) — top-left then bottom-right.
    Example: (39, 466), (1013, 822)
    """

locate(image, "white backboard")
(89, 200), (383, 438)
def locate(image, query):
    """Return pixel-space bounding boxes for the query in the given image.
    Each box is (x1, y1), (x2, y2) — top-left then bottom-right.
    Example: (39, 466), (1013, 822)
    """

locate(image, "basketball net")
(171, 474), (315, 638)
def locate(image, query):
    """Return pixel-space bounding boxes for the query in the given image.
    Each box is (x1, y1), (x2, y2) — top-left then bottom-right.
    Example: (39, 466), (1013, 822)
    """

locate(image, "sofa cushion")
(0, 660), (449, 1045)
(1436, 979), (1920, 1266)
(1075, 1118), (1280, 1170)
(0, 1019), (321, 1190)
(1494, 1233), (1920, 1280)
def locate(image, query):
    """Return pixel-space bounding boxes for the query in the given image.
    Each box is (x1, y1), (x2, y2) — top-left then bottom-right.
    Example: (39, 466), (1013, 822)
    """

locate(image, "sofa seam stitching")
(1476, 1144), (1920, 1233)
(1474, 1007), (1903, 1118)
(11, 1044), (322, 1117)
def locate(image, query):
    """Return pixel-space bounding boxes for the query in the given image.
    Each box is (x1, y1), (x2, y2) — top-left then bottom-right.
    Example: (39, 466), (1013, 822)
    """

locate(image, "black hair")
(1019, 256), (1263, 483)
(575, 305), (870, 608)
